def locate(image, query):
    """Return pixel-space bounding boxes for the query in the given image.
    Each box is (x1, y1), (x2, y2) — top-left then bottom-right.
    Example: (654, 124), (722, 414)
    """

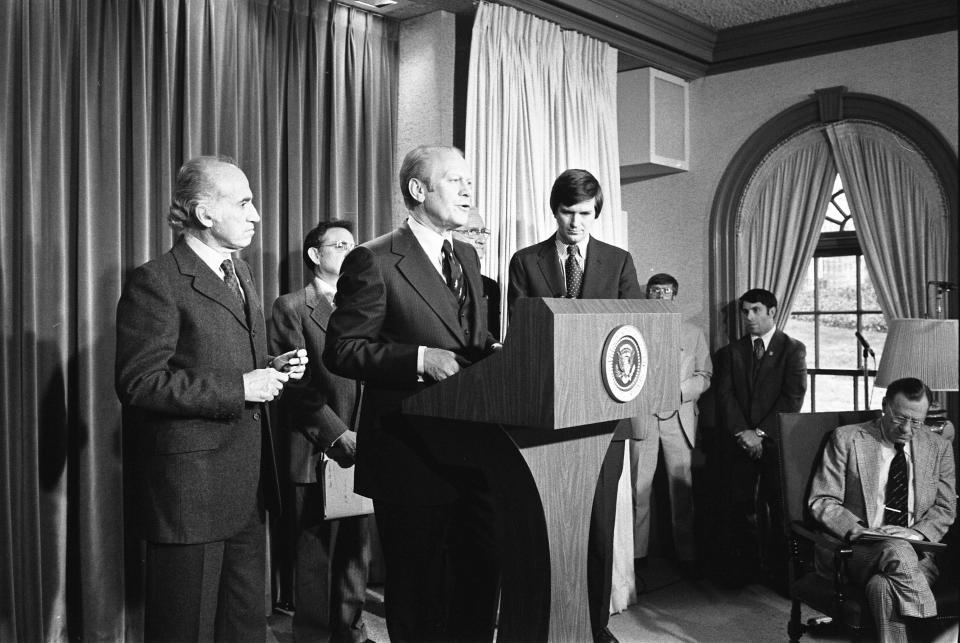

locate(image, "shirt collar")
(184, 232), (234, 276)
(314, 276), (337, 302)
(407, 216), (452, 267)
(752, 326), (776, 349)
(554, 233), (590, 260)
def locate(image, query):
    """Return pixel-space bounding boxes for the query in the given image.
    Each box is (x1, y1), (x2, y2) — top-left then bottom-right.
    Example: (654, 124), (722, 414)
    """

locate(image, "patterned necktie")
(884, 443), (909, 526)
(221, 259), (244, 305)
(441, 240), (465, 306)
(565, 245), (583, 298)
(753, 337), (765, 363)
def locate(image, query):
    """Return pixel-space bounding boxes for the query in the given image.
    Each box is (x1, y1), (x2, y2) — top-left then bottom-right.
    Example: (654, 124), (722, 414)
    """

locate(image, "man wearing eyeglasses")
(632, 273), (711, 577)
(269, 220), (373, 643)
(809, 377), (956, 642)
(453, 208), (500, 339)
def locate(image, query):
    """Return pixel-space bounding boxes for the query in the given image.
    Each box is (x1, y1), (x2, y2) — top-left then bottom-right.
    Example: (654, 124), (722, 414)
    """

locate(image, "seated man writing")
(808, 377), (956, 643)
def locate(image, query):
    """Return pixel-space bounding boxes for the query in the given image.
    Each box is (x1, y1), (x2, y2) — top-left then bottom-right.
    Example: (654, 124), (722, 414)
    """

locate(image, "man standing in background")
(453, 208), (500, 339)
(714, 288), (806, 589)
(507, 168), (642, 643)
(116, 155), (306, 641)
(631, 273), (711, 576)
(270, 220), (374, 643)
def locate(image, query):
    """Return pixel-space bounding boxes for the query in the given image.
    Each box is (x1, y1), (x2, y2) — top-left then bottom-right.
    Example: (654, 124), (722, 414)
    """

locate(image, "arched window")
(709, 89), (958, 411)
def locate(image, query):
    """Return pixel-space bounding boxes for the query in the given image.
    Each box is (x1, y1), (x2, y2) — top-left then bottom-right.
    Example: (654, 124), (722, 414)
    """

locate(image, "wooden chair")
(773, 411), (959, 642)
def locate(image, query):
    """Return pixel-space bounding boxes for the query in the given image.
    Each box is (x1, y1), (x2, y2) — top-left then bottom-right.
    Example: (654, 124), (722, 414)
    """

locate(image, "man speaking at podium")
(507, 169), (642, 643)
(324, 146), (499, 642)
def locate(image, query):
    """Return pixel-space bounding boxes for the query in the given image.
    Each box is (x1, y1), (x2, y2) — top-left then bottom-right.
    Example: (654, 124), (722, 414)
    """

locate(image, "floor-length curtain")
(736, 128), (837, 327)
(0, 1), (397, 640)
(826, 121), (950, 319)
(464, 2), (624, 339)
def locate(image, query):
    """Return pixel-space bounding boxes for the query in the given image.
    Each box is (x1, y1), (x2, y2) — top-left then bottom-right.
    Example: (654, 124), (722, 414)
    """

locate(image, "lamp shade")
(874, 318), (959, 390)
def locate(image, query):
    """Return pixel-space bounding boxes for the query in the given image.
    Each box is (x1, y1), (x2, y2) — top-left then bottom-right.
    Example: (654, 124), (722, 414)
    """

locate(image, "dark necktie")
(441, 240), (465, 306)
(884, 443), (909, 526)
(565, 245), (583, 298)
(753, 337), (765, 363)
(221, 259), (244, 305)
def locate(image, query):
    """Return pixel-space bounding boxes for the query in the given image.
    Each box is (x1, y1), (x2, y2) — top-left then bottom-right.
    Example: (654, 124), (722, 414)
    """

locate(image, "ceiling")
(343, 0), (855, 28)
(337, 0), (957, 78)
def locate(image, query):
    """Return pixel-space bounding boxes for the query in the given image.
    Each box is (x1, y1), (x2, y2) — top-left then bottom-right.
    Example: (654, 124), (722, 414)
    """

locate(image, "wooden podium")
(403, 297), (680, 642)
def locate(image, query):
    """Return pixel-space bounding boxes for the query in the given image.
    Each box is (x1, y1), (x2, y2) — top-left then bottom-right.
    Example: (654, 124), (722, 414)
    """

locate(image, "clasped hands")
(736, 429), (764, 460)
(243, 348), (308, 402)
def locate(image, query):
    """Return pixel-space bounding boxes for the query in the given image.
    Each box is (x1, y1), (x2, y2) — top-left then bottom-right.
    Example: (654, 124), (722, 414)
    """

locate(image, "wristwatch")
(754, 428), (767, 439)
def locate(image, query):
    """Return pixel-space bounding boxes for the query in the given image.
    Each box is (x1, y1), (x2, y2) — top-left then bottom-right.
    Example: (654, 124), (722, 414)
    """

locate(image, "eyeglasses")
(319, 241), (355, 251)
(454, 227), (490, 240)
(890, 414), (925, 430)
(648, 286), (675, 297)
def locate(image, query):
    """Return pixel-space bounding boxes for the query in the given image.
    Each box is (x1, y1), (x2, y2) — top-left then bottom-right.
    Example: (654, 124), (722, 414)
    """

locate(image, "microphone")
(928, 280), (957, 291)
(855, 331), (875, 358)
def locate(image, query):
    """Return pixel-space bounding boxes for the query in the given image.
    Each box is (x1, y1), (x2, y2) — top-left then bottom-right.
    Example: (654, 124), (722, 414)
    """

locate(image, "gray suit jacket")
(809, 419), (956, 543)
(270, 281), (357, 484)
(116, 237), (280, 543)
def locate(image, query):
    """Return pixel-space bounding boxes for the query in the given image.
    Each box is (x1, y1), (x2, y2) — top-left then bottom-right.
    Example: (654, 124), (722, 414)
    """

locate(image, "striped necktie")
(883, 443), (909, 526)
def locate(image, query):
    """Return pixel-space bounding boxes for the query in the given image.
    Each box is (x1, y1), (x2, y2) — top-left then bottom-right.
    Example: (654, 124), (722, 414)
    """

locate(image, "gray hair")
(168, 155), (239, 232)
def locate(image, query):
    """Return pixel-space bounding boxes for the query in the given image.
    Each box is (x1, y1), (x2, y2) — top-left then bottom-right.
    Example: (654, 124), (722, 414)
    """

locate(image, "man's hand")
(423, 348), (469, 382)
(326, 430), (357, 468)
(271, 348), (308, 380)
(243, 368), (289, 402)
(737, 429), (764, 460)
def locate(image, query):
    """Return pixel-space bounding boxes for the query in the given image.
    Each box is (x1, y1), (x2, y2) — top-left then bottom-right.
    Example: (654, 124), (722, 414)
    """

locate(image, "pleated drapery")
(465, 2), (625, 339)
(736, 128), (838, 328)
(826, 121), (950, 319)
(0, 1), (398, 640)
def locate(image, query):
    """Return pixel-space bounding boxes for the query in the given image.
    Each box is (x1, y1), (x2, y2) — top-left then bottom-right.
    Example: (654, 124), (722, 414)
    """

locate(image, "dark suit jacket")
(270, 281), (357, 484)
(506, 235), (643, 315)
(116, 237), (280, 543)
(507, 234), (643, 440)
(323, 222), (496, 505)
(715, 330), (807, 436)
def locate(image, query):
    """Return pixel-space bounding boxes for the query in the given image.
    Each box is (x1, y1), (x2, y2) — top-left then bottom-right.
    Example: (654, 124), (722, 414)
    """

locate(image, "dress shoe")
(595, 626), (619, 642)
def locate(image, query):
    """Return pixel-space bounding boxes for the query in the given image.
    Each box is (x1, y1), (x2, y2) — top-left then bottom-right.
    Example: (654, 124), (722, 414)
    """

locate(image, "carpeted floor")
(267, 557), (957, 642)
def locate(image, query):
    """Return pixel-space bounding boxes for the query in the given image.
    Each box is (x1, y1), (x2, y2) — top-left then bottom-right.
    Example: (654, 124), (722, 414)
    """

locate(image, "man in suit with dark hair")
(116, 155), (306, 641)
(323, 146), (500, 642)
(507, 168), (642, 643)
(809, 377), (955, 643)
(270, 219), (374, 643)
(714, 287), (807, 588)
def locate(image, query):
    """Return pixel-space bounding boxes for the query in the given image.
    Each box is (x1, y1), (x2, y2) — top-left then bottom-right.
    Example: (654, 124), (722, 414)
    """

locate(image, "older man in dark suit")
(324, 146), (499, 642)
(507, 168), (643, 643)
(809, 377), (955, 643)
(714, 287), (807, 588)
(270, 220), (374, 643)
(116, 155), (306, 642)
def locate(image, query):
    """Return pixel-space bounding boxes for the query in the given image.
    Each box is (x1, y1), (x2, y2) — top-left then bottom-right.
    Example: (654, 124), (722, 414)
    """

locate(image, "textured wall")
(394, 11), (456, 223)
(622, 31), (959, 336)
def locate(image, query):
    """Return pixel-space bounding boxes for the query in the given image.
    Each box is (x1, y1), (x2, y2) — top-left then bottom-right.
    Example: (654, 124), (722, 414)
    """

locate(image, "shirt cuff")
(417, 345), (425, 375)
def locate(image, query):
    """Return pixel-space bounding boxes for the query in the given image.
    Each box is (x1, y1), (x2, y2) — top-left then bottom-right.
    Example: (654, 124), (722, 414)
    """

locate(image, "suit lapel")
(911, 432), (935, 514)
(172, 239), (249, 329)
(579, 238), (607, 299)
(856, 422), (883, 514)
(305, 281), (332, 331)
(393, 224), (464, 342)
(234, 258), (261, 330)
(535, 238), (565, 297)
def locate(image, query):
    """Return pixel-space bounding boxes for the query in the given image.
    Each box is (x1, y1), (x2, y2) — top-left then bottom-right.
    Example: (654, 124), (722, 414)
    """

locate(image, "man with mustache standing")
(507, 168), (643, 643)
(714, 288), (806, 589)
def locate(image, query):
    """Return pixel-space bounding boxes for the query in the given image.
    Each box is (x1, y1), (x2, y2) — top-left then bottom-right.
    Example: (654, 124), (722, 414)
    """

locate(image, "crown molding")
(709, 0), (957, 75)
(499, 0), (713, 80)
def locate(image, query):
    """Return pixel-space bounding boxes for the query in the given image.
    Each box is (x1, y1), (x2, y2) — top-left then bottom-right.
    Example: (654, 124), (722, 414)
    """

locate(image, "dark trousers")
(374, 489), (500, 643)
(718, 434), (785, 585)
(145, 505), (266, 642)
(587, 439), (625, 637)
(292, 483), (373, 643)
